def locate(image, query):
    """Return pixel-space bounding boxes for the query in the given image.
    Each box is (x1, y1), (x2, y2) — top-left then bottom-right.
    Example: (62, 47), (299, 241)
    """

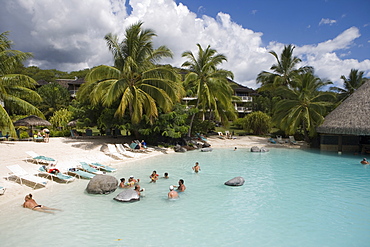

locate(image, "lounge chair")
(33, 136), (44, 142)
(124, 143), (147, 153)
(67, 168), (95, 179)
(90, 162), (117, 172)
(196, 133), (208, 142)
(70, 129), (80, 139)
(217, 132), (225, 139)
(106, 144), (127, 159)
(276, 135), (285, 144)
(38, 166), (75, 183)
(79, 162), (104, 175)
(5, 165), (48, 189)
(0, 186), (6, 195)
(25, 151), (56, 165)
(116, 144), (136, 158)
(289, 136), (298, 145)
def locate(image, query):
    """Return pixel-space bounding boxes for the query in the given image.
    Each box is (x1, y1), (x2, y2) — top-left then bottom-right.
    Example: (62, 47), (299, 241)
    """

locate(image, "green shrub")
(19, 131), (30, 139)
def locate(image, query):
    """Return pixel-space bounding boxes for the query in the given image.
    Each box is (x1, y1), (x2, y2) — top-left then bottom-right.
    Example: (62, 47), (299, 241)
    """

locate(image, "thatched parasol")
(67, 120), (77, 127)
(317, 79), (370, 135)
(14, 115), (51, 133)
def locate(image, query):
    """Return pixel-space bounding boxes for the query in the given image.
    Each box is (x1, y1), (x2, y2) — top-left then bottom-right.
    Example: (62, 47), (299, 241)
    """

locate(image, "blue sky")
(176, 0), (370, 60)
(1, 0), (369, 88)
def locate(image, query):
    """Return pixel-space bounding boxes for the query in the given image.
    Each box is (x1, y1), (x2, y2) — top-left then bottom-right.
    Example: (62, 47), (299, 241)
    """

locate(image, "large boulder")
(114, 189), (140, 202)
(86, 174), (118, 194)
(201, 147), (213, 152)
(224, 176), (245, 186)
(250, 146), (261, 152)
(260, 147), (269, 152)
(174, 144), (187, 152)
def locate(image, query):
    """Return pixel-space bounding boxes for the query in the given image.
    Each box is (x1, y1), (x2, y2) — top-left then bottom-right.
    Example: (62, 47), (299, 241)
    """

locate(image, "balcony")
(235, 106), (252, 113)
(237, 96), (252, 102)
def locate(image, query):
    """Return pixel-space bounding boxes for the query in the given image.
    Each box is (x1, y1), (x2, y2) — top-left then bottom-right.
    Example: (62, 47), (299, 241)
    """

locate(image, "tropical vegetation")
(0, 31), (43, 136)
(78, 22), (183, 137)
(181, 44), (237, 137)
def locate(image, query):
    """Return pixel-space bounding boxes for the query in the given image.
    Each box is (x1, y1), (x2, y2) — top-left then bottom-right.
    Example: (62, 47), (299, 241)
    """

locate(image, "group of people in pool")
(23, 162), (201, 212)
(117, 162), (201, 199)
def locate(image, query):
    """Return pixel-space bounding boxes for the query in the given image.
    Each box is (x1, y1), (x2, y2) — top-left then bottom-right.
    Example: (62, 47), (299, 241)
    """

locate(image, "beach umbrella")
(13, 115), (51, 133)
(67, 120), (77, 127)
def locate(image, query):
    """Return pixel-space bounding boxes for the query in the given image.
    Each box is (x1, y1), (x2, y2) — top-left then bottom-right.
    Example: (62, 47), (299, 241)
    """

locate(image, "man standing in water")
(192, 162), (201, 173)
(168, 185), (179, 199)
(174, 179), (186, 192)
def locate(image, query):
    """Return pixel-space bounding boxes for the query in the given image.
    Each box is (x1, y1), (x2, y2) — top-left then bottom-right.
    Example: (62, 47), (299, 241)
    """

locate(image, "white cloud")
(0, 0), (368, 89)
(319, 18), (337, 26)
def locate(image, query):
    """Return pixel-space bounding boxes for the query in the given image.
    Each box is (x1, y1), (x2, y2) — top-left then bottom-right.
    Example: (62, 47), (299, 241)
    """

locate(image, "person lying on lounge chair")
(23, 194), (60, 214)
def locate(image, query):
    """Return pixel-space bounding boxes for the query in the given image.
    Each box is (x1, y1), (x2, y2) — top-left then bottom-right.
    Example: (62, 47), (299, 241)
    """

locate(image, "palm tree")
(330, 69), (365, 102)
(78, 22), (183, 134)
(181, 44), (236, 137)
(0, 31), (43, 136)
(257, 44), (312, 91)
(272, 72), (335, 142)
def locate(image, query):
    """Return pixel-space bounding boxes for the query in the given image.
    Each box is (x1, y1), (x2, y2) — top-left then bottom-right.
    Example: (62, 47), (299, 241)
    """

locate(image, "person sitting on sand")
(23, 194), (59, 213)
(149, 170), (159, 182)
(141, 140), (147, 149)
(119, 178), (126, 188)
(174, 179), (186, 192)
(361, 158), (369, 165)
(168, 185), (179, 199)
(192, 162), (201, 173)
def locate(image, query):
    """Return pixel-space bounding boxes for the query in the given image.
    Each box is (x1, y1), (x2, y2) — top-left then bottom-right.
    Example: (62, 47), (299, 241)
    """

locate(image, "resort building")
(37, 77), (85, 98)
(317, 79), (370, 153)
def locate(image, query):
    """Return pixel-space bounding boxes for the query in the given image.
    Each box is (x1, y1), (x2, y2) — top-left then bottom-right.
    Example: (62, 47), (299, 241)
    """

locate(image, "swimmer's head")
(169, 185), (174, 191)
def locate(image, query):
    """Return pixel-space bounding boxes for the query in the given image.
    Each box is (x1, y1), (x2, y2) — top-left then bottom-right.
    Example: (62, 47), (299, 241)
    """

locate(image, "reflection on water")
(1, 148), (370, 247)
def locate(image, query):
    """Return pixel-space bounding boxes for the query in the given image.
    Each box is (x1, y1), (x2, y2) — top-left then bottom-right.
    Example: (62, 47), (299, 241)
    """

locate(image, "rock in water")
(250, 146), (261, 152)
(114, 189), (140, 202)
(86, 175), (118, 194)
(224, 176), (245, 186)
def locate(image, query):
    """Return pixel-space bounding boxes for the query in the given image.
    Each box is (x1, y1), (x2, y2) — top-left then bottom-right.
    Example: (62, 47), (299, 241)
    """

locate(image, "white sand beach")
(0, 135), (305, 207)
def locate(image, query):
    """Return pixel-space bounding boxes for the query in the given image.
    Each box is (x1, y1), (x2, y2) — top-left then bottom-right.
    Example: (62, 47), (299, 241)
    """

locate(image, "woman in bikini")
(23, 194), (60, 213)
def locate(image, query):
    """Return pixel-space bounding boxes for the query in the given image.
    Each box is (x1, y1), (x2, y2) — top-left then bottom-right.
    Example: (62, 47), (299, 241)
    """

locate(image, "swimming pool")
(1, 148), (370, 247)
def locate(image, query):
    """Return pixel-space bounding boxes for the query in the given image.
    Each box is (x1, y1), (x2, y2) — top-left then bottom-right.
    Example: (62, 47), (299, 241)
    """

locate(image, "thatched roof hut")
(317, 79), (370, 135)
(317, 79), (370, 153)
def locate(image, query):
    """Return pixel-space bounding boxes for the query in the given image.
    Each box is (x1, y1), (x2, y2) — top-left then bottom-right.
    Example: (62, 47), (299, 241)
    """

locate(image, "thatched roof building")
(317, 79), (370, 153)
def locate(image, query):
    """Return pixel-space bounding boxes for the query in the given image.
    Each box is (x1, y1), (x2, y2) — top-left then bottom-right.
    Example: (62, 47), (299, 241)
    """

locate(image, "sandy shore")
(0, 134), (305, 206)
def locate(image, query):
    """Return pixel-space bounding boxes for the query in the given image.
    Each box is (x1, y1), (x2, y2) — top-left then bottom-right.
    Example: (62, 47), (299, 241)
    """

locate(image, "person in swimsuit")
(168, 185), (179, 199)
(174, 179), (186, 192)
(192, 162), (201, 173)
(361, 158), (369, 165)
(23, 194), (60, 213)
(119, 178), (126, 188)
(149, 171), (159, 182)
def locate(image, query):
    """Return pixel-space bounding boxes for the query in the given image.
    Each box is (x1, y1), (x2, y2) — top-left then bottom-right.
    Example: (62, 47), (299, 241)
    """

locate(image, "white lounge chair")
(90, 162), (117, 172)
(289, 136), (298, 145)
(276, 135), (285, 144)
(38, 166), (75, 183)
(116, 144), (136, 158)
(26, 151), (56, 165)
(217, 132), (225, 139)
(79, 162), (104, 175)
(6, 165), (48, 189)
(67, 167), (95, 179)
(106, 144), (127, 160)
(124, 143), (147, 153)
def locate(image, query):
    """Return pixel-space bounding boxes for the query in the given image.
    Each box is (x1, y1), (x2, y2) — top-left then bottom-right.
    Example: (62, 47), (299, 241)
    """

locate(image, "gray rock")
(114, 189), (140, 202)
(224, 176), (245, 186)
(251, 146), (261, 152)
(174, 144), (187, 152)
(201, 147), (213, 152)
(260, 147), (269, 152)
(86, 174), (118, 194)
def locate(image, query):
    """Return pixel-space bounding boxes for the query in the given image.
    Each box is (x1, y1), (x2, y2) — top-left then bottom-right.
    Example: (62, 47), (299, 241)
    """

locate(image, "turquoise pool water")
(1, 148), (370, 247)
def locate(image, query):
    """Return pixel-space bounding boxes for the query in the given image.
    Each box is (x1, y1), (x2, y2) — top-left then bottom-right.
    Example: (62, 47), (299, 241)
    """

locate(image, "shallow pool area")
(1, 148), (370, 247)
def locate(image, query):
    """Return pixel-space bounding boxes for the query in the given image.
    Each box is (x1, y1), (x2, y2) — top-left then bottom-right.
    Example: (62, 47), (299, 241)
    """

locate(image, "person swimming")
(149, 171), (159, 182)
(192, 162), (201, 173)
(361, 158), (369, 165)
(174, 179), (186, 192)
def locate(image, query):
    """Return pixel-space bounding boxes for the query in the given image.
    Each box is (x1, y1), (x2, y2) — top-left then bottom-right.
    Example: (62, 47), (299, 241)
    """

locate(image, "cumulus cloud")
(319, 18), (337, 26)
(0, 0), (368, 89)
